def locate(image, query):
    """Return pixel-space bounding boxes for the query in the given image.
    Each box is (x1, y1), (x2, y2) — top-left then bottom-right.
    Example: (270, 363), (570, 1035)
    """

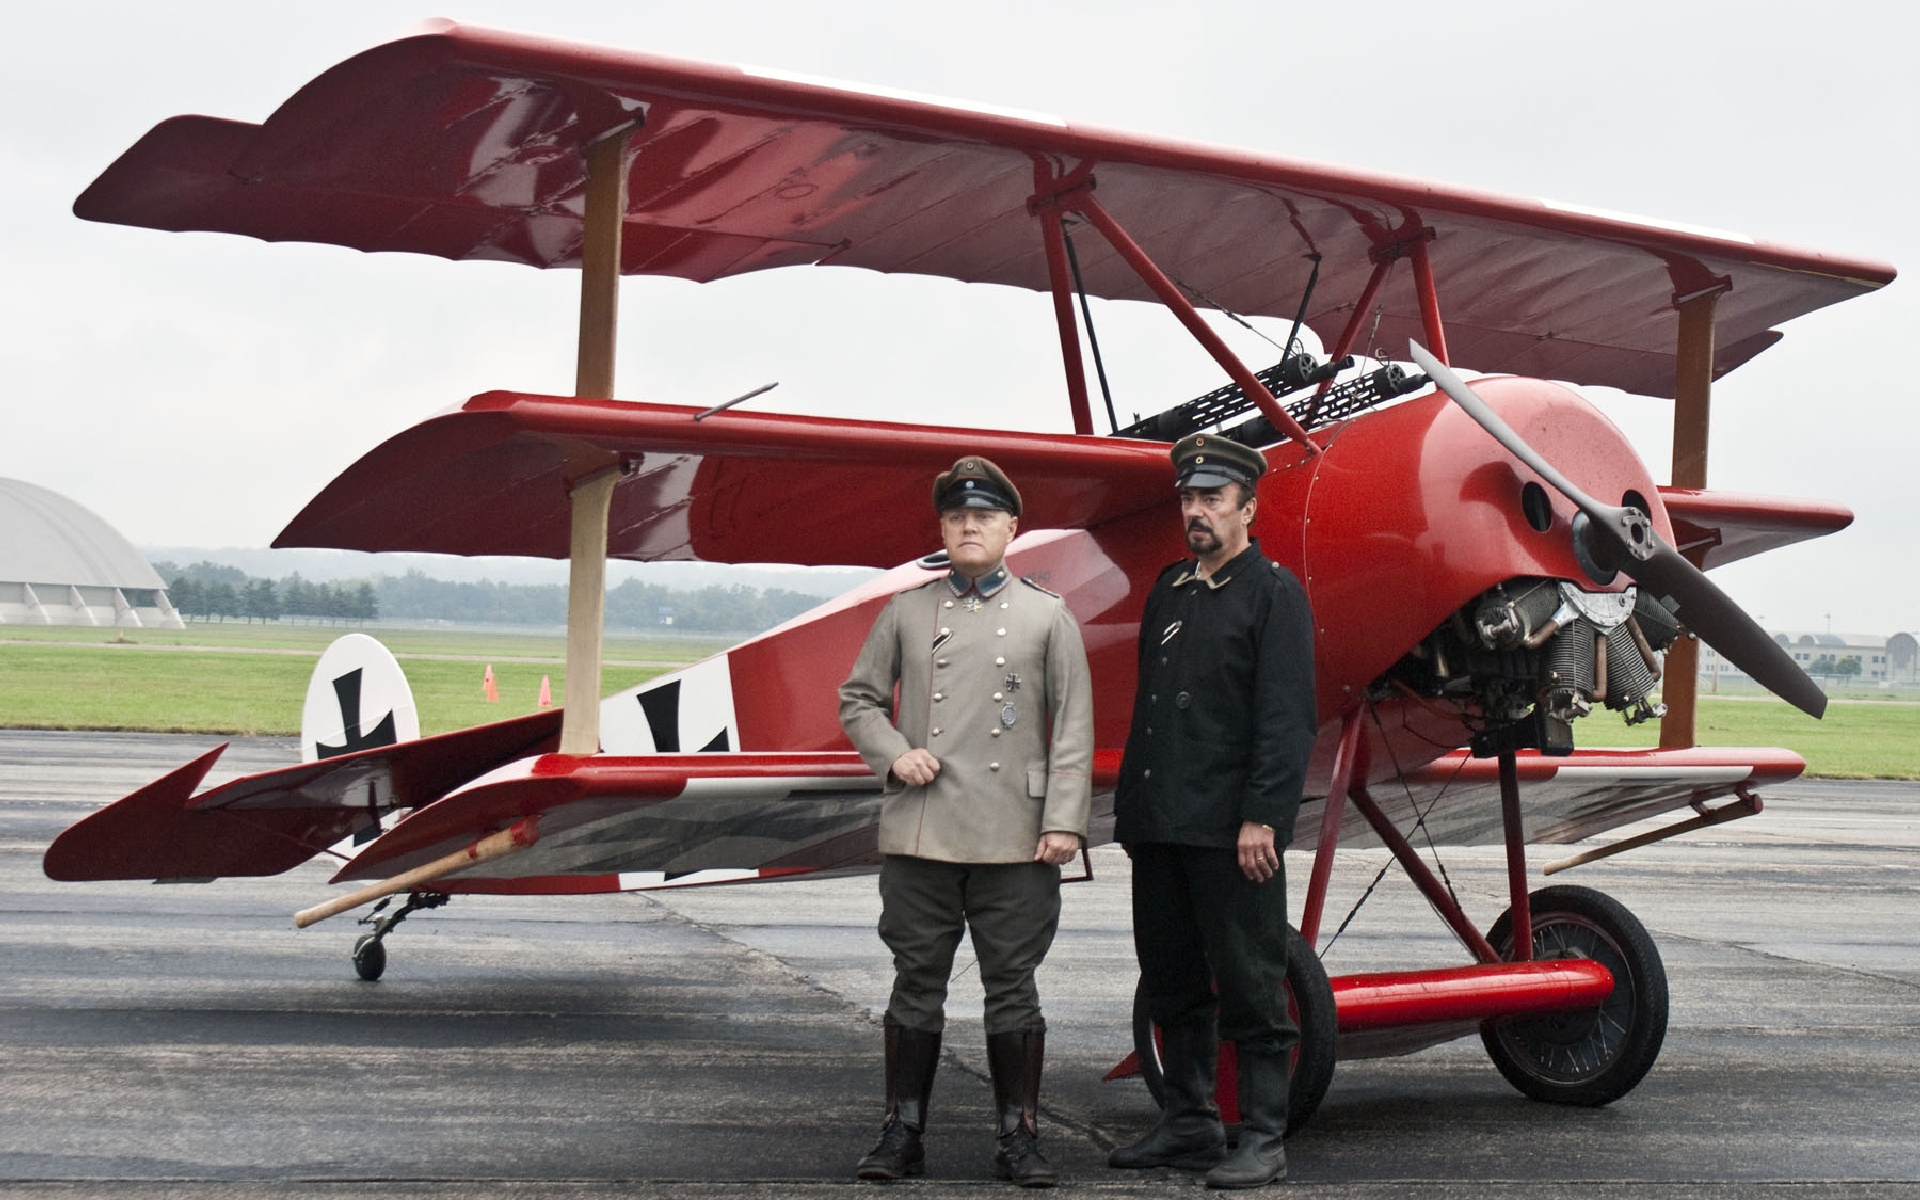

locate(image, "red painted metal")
(1497, 751), (1532, 959)
(1300, 709), (1364, 947)
(1346, 783), (1502, 964)
(1408, 235), (1450, 366)
(1066, 191), (1318, 454)
(1032, 163), (1096, 436)
(1330, 960), (1615, 1031)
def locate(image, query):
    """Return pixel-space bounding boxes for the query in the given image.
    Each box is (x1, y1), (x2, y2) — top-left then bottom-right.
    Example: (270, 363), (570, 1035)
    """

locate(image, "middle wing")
(274, 390), (1174, 566)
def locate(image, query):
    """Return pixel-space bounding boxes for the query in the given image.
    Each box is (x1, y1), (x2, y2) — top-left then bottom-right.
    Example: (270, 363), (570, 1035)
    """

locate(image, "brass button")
(995, 656), (1006, 666)
(989, 762), (1001, 771)
(933, 692), (944, 702)
(944, 600), (954, 609)
(996, 628), (1006, 637)
(931, 728), (942, 737)
(992, 692), (1003, 701)
(937, 658), (950, 667)
(990, 729), (1002, 738)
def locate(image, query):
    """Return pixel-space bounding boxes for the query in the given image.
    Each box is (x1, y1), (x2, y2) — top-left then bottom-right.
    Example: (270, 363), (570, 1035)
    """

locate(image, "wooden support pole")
(1658, 286), (1724, 750)
(294, 819), (540, 928)
(560, 127), (633, 757)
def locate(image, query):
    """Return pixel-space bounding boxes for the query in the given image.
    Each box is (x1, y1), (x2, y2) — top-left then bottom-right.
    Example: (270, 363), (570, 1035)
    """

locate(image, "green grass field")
(1582, 695), (1920, 778)
(4, 626), (1915, 775)
(0, 625), (728, 737)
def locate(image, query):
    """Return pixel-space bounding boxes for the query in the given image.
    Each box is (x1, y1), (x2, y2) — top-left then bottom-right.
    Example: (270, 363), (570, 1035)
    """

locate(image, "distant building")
(0, 478), (183, 629)
(1698, 630), (1902, 683)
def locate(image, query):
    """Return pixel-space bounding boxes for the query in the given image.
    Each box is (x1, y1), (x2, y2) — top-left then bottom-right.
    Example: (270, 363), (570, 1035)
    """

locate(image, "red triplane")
(45, 21), (1895, 1129)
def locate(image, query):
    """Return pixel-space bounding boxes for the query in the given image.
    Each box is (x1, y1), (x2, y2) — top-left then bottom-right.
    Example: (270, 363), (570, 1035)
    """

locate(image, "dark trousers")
(878, 855), (1062, 1035)
(1128, 842), (1298, 1056)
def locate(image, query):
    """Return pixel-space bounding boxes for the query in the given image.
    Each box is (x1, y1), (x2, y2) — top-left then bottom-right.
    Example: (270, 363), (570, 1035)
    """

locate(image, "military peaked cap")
(1171, 432), (1267, 491)
(933, 455), (1022, 516)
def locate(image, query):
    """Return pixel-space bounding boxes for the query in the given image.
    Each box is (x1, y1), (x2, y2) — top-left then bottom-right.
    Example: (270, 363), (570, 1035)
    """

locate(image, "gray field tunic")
(839, 570), (1093, 863)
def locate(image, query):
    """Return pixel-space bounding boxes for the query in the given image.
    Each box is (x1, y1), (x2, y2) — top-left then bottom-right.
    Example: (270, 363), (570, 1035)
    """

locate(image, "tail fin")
(301, 634), (420, 763)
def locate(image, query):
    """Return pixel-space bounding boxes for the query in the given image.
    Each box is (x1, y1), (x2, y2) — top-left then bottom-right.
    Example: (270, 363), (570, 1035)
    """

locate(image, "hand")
(1034, 831), (1081, 866)
(1237, 821), (1279, 883)
(891, 748), (941, 787)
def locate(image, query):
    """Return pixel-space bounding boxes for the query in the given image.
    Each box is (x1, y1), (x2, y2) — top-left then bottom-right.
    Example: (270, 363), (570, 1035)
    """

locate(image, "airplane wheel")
(1480, 884), (1666, 1106)
(1131, 925), (1337, 1134)
(351, 934), (387, 982)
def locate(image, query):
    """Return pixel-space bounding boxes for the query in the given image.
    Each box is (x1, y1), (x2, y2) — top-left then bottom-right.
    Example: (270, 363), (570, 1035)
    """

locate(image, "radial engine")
(1389, 578), (1685, 754)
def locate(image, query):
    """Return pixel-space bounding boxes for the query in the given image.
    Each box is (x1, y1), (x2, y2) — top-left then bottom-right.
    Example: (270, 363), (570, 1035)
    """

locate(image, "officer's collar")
(949, 564), (1011, 598)
(1172, 539), (1261, 591)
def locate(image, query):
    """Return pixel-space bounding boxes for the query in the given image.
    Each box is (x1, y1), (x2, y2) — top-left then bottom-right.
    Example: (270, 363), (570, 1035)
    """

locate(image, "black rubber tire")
(1131, 925), (1337, 1134)
(351, 934), (387, 982)
(1480, 884), (1667, 1106)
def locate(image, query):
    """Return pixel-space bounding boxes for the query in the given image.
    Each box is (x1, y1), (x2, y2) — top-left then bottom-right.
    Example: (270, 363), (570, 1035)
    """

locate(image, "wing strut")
(1658, 283), (1731, 750)
(560, 125), (638, 756)
(1028, 170), (1319, 454)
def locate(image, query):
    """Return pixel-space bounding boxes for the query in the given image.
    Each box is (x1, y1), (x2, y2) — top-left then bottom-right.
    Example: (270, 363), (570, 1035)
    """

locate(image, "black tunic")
(1113, 539), (1318, 848)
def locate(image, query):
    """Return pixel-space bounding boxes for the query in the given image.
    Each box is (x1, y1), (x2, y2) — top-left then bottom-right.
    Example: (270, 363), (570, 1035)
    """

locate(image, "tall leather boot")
(986, 1021), (1058, 1187)
(1108, 1016), (1227, 1170)
(856, 1017), (942, 1181)
(1204, 1047), (1289, 1189)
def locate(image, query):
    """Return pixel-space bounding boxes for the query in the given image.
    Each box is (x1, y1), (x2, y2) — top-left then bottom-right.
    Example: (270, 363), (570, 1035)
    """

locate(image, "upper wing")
(42, 710), (561, 882)
(273, 390), (1173, 565)
(75, 21), (1893, 398)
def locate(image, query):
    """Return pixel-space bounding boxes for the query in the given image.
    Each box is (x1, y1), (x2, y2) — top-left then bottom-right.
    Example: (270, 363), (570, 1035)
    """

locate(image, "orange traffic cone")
(483, 664), (499, 703)
(538, 675), (553, 708)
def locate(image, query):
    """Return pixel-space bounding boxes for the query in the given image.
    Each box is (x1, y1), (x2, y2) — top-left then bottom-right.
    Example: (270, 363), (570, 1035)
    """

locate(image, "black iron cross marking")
(314, 668), (398, 759)
(1004, 673), (1022, 692)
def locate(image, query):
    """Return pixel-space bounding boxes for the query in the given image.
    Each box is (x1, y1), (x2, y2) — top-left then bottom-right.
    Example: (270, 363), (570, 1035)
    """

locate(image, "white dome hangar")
(0, 478), (183, 629)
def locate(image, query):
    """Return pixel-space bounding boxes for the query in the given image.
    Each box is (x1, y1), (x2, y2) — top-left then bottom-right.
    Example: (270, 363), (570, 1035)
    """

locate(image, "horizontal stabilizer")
(43, 710), (563, 882)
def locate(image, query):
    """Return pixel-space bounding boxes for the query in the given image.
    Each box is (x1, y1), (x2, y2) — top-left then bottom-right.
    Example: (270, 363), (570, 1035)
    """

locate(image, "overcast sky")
(3, 1), (1912, 631)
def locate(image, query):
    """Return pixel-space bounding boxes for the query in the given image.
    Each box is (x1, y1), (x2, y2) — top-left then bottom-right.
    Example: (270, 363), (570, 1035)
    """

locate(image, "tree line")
(155, 562), (827, 633)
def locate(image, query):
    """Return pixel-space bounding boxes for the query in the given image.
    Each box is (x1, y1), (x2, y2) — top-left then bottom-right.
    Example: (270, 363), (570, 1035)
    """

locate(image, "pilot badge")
(1000, 702), (1018, 729)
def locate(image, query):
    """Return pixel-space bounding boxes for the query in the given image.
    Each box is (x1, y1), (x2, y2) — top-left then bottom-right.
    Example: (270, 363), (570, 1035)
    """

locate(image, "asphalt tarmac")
(2, 729), (1916, 1199)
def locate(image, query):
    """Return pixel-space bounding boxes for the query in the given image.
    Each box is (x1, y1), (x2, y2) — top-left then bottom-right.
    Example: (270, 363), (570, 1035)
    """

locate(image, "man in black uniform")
(1107, 432), (1318, 1190)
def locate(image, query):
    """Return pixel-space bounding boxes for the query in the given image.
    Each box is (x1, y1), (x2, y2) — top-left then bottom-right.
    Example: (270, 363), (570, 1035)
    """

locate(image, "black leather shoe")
(994, 1127), (1059, 1188)
(1108, 1016), (1227, 1170)
(1204, 1047), (1289, 1189)
(857, 1116), (925, 1180)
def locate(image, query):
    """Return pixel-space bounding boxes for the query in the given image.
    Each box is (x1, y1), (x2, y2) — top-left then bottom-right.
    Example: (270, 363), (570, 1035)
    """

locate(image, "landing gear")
(1131, 926), (1338, 1134)
(1481, 884), (1668, 1106)
(348, 890), (448, 981)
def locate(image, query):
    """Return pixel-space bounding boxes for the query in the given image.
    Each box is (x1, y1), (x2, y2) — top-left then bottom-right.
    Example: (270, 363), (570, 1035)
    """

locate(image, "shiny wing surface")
(75, 21), (1893, 398)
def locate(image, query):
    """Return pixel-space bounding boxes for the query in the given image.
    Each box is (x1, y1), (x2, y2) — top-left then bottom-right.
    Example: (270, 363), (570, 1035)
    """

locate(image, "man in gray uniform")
(840, 455), (1094, 1187)
(1107, 432), (1317, 1190)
